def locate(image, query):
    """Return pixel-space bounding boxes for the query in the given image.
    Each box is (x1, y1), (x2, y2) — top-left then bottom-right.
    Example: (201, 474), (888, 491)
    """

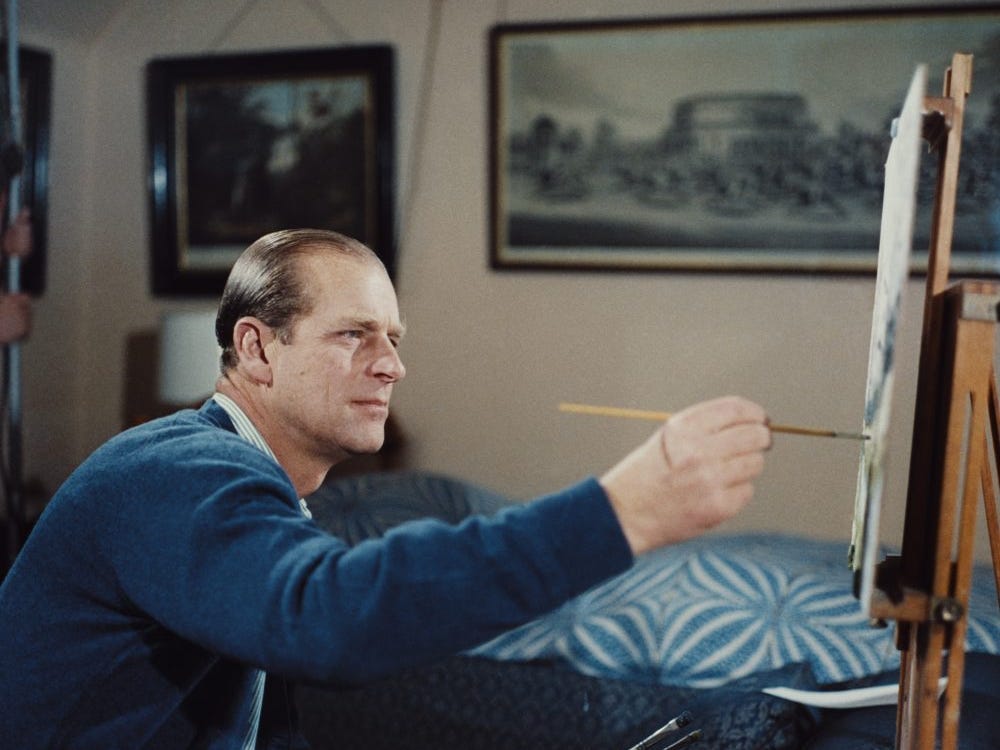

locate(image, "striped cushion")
(472, 533), (1000, 687)
(307, 473), (999, 688)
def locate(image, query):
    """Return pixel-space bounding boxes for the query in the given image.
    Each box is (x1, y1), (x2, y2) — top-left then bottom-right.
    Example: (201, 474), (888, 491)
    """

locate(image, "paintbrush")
(558, 402), (869, 441)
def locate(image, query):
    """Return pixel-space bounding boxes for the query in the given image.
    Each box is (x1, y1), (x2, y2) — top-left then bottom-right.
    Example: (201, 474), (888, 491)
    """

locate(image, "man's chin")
(342, 431), (386, 457)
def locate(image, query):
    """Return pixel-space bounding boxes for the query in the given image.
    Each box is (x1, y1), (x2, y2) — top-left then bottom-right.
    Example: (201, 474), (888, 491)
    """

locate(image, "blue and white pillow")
(471, 533), (1000, 687)
(308, 473), (999, 688)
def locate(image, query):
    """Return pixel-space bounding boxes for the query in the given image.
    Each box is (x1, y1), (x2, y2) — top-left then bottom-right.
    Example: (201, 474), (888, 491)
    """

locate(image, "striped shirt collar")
(211, 392), (276, 461)
(211, 392), (312, 518)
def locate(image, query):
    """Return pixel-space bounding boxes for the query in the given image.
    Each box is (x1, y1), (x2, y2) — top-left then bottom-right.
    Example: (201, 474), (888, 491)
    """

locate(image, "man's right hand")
(3, 208), (32, 259)
(0, 293), (32, 343)
(599, 396), (771, 556)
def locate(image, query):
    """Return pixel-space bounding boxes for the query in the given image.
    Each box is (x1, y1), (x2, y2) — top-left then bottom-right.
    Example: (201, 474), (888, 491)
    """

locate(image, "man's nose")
(372, 339), (405, 382)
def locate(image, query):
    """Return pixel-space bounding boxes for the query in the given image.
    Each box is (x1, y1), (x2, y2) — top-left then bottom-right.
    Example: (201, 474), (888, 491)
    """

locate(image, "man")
(0, 229), (771, 748)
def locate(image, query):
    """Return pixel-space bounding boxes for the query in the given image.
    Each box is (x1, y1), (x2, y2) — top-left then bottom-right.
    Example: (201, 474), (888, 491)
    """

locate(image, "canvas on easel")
(850, 63), (927, 615)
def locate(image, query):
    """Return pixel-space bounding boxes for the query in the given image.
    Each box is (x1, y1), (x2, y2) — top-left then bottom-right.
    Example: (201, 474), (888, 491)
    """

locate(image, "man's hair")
(215, 229), (382, 371)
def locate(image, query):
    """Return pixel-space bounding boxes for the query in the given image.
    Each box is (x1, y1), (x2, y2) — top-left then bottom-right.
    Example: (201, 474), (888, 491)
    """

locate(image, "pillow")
(471, 533), (1000, 687)
(305, 473), (1000, 688)
(306, 470), (512, 545)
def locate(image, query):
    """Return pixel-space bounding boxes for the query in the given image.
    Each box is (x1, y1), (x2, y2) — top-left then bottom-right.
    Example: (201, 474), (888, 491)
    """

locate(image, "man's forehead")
(302, 252), (392, 296)
(301, 256), (403, 332)
(301, 247), (384, 278)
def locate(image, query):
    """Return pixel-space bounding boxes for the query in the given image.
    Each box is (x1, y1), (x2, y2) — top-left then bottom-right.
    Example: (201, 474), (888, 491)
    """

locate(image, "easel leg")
(982, 458), (1000, 606)
(896, 654), (909, 750)
(983, 374), (1000, 604)
(895, 294), (997, 750)
(938, 316), (995, 749)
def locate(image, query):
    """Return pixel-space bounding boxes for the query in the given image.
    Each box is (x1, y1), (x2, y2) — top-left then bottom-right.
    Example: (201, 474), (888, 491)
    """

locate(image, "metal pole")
(4, 0), (22, 567)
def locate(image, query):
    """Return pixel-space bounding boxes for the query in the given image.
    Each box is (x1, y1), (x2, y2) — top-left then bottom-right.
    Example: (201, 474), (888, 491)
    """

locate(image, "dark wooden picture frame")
(1, 45), (51, 296)
(489, 6), (1000, 274)
(147, 45), (395, 296)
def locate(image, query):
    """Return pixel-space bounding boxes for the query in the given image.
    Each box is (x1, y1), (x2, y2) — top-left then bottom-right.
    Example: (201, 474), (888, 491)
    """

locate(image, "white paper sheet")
(762, 677), (946, 709)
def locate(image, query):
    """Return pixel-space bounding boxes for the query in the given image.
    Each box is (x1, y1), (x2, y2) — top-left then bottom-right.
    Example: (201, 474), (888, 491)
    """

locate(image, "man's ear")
(232, 317), (276, 385)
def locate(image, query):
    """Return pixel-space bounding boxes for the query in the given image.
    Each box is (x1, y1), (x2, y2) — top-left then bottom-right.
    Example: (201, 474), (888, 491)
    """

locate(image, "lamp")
(158, 310), (222, 405)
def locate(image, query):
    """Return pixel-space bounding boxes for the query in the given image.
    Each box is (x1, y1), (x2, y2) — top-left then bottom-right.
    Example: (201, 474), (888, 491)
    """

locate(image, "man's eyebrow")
(340, 315), (407, 338)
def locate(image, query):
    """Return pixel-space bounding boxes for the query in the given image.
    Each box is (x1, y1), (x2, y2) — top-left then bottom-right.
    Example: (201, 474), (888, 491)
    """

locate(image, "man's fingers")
(668, 395), (768, 436)
(4, 209), (33, 258)
(719, 450), (766, 489)
(663, 414), (771, 470)
(710, 421), (773, 457)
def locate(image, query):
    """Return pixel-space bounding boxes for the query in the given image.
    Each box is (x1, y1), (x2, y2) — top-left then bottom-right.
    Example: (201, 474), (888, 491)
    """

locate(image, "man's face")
(263, 252), (405, 465)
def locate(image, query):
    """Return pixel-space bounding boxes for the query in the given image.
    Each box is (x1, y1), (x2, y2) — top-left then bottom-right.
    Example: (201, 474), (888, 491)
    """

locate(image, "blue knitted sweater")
(0, 401), (632, 748)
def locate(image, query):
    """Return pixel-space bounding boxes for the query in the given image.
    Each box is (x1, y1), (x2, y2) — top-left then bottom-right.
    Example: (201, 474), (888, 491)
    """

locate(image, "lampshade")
(158, 310), (222, 405)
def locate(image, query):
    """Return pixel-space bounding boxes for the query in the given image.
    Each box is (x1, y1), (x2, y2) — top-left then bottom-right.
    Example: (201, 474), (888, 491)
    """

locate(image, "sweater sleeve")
(106, 433), (633, 686)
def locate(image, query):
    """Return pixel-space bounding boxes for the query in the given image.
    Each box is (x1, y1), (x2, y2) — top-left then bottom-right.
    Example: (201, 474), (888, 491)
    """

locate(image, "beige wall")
(15, 0), (994, 561)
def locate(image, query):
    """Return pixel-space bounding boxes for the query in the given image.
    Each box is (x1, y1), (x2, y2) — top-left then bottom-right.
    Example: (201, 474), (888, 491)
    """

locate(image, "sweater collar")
(207, 393), (312, 518)
(210, 392), (277, 462)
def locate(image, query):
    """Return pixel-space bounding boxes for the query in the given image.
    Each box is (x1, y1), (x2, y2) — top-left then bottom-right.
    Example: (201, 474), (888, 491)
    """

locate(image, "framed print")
(147, 45), (395, 296)
(489, 7), (1000, 274)
(1, 45), (51, 295)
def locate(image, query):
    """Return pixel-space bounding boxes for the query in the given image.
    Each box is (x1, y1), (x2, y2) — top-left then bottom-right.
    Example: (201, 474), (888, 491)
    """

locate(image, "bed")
(296, 470), (1000, 749)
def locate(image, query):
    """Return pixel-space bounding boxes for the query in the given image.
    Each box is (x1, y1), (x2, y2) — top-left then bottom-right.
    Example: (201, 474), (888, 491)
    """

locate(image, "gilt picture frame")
(147, 45), (395, 296)
(489, 6), (1000, 274)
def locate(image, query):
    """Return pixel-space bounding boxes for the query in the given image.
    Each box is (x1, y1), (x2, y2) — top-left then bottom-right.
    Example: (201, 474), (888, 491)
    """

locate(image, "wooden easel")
(867, 53), (1000, 750)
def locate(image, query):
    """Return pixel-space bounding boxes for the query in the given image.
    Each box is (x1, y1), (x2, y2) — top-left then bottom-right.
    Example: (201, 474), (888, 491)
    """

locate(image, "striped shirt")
(212, 392), (312, 518)
(210, 392), (310, 748)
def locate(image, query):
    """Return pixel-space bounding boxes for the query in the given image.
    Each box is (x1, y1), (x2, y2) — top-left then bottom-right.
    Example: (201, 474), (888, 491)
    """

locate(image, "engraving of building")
(666, 92), (817, 164)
